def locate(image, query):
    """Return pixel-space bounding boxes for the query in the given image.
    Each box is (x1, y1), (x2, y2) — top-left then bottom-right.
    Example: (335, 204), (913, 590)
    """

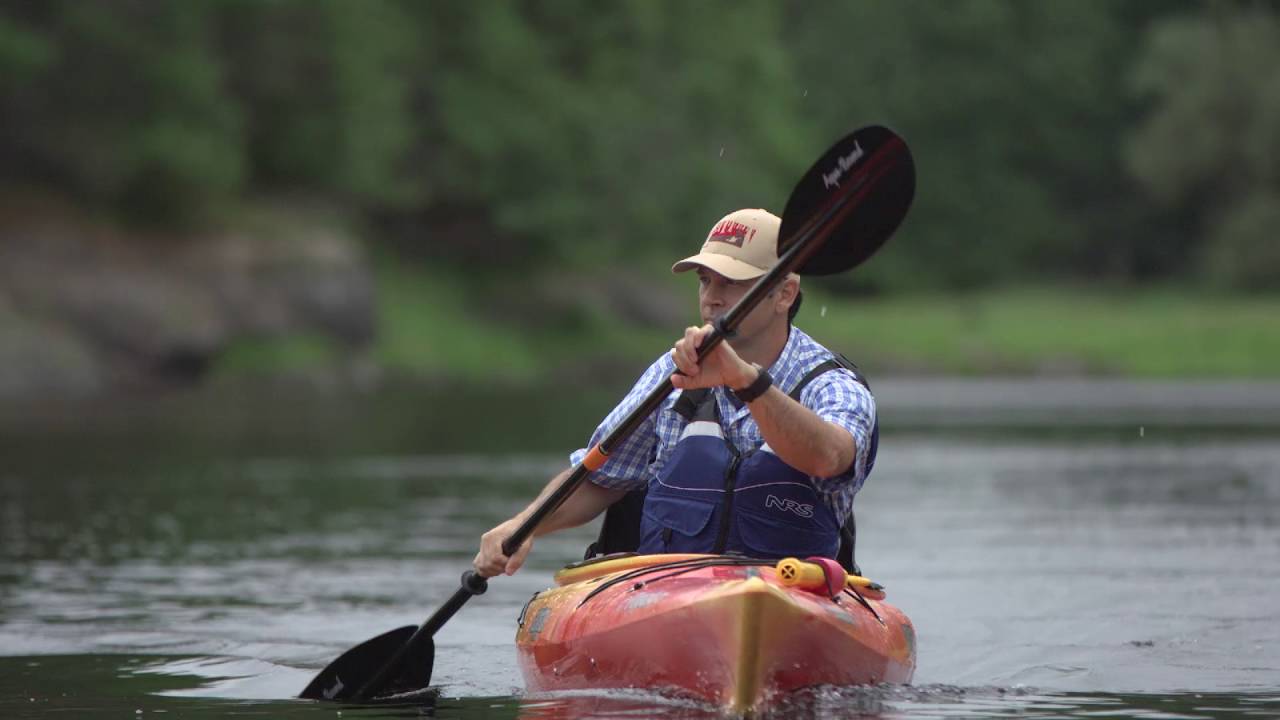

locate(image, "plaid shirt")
(570, 326), (876, 523)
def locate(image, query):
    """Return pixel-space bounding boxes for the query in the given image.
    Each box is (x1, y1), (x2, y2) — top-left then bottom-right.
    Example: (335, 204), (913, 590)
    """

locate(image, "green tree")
(7, 0), (1260, 296)
(786, 0), (1190, 290)
(1126, 1), (1280, 290)
(411, 0), (812, 268)
(218, 0), (420, 207)
(0, 1), (243, 222)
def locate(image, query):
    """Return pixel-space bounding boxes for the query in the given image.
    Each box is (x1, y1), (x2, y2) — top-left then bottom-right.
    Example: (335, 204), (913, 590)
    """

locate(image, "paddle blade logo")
(766, 494), (814, 518)
(778, 125), (914, 277)
(322, 677), (344, 700)
(820, 141), (866, 189)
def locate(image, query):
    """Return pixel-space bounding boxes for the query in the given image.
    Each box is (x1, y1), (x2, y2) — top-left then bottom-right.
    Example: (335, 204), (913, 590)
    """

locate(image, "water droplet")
(719, 147), (724, 157)
(1139, 426), (1145, 438)
(820, 305), (827, 317)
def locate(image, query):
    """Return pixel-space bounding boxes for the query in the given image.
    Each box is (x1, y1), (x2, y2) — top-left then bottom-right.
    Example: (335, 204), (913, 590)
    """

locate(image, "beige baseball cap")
(671, 208), (781, 280)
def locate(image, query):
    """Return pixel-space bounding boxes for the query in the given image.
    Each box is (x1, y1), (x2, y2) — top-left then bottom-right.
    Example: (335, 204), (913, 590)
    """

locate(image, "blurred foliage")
(0, 1), (244, 222)
(0, 0), (1274, 290)
(1125, 2), (1280, 290)
(788, 0), (1192, 289)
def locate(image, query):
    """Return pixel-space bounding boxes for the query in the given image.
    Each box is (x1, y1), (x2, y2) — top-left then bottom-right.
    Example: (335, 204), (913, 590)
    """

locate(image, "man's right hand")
(474, 516), (534, 578)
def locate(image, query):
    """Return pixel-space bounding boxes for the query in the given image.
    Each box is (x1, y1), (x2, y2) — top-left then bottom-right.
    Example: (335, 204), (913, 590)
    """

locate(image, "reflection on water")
(1, 383), (1278, 718)
(5, 656), (1280, 719)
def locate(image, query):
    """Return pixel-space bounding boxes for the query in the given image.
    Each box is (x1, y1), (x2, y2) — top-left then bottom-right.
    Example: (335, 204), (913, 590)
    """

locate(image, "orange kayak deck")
(515, 554), (916, 714)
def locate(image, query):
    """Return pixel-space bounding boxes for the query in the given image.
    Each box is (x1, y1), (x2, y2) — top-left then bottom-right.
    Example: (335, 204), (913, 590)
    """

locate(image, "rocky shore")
(0, 199), (375, 397)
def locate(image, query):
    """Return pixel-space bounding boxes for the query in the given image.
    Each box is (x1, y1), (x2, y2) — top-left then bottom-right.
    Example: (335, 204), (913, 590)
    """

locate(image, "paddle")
(299, 124), (916, 703)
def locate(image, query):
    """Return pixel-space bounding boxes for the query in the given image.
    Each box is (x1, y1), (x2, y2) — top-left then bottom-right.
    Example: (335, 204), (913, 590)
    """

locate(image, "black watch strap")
(731, 364), (772, 403)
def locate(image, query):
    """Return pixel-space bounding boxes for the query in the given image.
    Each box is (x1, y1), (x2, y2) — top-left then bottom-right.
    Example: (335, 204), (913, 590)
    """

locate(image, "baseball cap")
(671, 208), (781, 280)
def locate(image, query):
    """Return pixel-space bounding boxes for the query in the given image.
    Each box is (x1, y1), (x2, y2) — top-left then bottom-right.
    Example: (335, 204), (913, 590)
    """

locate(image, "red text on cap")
(708, 221), (756, 248)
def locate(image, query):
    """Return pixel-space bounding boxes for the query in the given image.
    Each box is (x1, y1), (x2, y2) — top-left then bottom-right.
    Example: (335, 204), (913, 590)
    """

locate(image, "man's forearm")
(514, 468), (626, 537)
(740, 383), (856, 478)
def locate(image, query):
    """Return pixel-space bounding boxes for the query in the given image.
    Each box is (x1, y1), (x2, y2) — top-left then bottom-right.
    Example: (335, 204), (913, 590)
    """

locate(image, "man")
(474, 208), (877, 577)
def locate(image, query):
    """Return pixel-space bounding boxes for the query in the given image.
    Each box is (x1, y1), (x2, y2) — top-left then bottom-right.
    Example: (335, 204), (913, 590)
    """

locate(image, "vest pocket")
(733, 507), (839, 560)
(638, 493), (717, 553)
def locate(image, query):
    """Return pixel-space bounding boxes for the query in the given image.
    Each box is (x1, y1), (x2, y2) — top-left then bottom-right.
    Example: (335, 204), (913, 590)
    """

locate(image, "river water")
(2, 380), (1278, 718)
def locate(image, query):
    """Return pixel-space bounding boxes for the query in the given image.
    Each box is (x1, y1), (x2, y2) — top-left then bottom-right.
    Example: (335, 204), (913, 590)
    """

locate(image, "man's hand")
(473, 516), (533, 578)
(669, 324), (756, 391)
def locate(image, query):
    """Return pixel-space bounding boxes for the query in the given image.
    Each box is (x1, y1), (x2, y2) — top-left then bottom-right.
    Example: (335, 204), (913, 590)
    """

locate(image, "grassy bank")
(217, 259), (1280, 381)
(375, 259), (1280, 379)
(372, 261), (675, 383)
(800, 288), (1280, 377)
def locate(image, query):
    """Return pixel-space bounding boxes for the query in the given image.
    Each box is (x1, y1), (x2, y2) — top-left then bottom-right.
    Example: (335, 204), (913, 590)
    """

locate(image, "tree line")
(1, 0), (1276, 291)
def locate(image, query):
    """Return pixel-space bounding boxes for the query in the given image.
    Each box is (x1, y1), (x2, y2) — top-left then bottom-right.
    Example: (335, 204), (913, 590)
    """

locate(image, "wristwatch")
(731, 363), (773, 403)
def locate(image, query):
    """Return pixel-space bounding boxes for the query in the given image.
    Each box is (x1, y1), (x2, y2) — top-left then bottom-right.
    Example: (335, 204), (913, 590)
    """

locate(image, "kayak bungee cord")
(576, 555), (890, 626)
(576, 556), (772, 607)
(843, 586), (883, 624)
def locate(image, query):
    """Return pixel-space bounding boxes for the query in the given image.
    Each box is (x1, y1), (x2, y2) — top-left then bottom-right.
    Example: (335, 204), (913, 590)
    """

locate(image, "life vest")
(635, 356), (877, 560)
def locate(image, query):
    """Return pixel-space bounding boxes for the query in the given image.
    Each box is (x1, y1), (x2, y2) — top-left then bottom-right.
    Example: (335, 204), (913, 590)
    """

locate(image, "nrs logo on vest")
(766, 494), (815, 518)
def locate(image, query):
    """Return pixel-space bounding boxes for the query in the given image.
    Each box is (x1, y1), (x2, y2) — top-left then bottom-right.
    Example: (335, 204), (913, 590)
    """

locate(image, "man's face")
(696, 267), (752, 324)
(696, 267), (791, 341)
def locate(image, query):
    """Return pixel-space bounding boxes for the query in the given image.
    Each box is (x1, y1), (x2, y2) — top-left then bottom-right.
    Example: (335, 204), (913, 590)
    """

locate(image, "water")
(2, 381), (1279, 718)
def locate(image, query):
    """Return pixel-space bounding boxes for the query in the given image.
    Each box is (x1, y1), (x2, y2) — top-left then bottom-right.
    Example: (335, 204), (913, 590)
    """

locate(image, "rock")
(0, 198), (375, 396)
(0, 294), (103, 395)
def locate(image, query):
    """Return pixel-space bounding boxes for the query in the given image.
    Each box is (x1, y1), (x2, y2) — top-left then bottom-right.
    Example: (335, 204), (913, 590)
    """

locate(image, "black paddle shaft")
(302, 126), (914, 703)
(501, 131), (908, 558)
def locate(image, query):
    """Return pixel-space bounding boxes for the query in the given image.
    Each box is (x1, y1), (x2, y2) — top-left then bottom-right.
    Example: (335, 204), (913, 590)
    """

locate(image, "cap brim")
(671, 253), (767, 280)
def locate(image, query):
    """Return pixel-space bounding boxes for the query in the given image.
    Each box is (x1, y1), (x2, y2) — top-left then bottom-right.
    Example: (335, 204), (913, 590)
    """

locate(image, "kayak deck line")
(573, 555), (773, 607)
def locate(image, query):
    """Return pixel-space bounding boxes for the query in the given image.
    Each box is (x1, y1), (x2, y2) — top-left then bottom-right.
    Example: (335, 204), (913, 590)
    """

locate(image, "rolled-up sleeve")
(799, 370), (876, 494)
(569, 355), (674, 492)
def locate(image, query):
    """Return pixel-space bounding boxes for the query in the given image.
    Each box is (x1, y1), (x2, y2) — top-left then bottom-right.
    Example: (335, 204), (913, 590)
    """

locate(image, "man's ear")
(777, 275), (800, 313)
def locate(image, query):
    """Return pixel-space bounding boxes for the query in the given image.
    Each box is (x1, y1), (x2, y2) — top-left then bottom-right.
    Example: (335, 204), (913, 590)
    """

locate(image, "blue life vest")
(636, 356), (877, 560)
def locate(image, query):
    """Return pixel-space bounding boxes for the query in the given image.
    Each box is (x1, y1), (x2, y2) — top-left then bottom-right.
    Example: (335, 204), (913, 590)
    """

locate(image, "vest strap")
(789, 352), (870, 401)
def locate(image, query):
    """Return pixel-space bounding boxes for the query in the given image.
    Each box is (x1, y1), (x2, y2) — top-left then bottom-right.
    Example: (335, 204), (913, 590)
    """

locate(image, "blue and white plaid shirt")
(570, 326), (876, 523)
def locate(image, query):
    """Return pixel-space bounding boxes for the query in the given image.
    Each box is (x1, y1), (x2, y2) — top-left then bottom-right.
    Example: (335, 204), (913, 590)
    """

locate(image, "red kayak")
(515, 554), (916, 713)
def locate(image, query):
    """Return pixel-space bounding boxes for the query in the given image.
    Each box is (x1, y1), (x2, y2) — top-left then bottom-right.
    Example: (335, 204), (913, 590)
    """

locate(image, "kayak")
(515, 553), (916, 713)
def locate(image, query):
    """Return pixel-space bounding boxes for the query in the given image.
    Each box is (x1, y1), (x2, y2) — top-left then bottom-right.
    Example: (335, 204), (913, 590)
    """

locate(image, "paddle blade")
(299, 625), (434, 701)
(779, 125), (915, 276)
